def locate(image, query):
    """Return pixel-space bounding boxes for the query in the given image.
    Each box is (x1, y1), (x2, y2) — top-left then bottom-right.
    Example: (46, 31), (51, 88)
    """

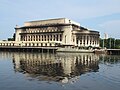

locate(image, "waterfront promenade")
(107, 49), (120, 55)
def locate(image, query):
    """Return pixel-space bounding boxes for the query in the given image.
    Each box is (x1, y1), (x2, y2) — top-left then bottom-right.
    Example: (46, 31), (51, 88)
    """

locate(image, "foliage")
(100, 38), (120, 49)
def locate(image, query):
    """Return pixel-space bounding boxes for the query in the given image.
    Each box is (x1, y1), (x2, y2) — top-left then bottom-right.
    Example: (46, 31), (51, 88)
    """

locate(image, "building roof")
(24, 18), (80, 27)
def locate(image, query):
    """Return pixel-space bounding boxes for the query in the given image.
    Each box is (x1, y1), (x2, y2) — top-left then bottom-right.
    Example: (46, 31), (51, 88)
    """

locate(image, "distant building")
(15, 18), (100, 48)
(104, 33), (108, 39)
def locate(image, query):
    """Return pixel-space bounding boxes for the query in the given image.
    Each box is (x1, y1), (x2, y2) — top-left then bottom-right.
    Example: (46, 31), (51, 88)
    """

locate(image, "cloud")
(99, 20), (120, 38)
(1, 0), (120, 39)
(1, 0), (120, 20)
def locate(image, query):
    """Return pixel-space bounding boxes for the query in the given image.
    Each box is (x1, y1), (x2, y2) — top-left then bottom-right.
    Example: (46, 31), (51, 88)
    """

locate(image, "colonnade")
(75, 34), (99, 47)
(21, 33), (62, 42)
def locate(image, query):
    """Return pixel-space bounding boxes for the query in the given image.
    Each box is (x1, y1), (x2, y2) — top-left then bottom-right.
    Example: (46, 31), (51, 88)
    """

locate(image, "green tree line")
(100, 38), (120, 49)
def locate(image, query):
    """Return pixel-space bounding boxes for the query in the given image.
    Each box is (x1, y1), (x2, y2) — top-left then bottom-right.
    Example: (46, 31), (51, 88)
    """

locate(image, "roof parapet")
(24, 18), (80, 27)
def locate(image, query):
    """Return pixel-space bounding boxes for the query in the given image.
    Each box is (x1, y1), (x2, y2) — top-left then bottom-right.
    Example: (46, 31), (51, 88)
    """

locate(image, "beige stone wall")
(0, 41), (61, 47)
(15, 28), (22, 41)
(62, 25), (73, 45)
(12, 18), (100, 48)
(24, 18), (80, 27)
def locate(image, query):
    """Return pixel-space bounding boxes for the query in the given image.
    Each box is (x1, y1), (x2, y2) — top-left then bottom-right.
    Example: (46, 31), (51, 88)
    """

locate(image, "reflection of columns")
(62, 58), (72, 75)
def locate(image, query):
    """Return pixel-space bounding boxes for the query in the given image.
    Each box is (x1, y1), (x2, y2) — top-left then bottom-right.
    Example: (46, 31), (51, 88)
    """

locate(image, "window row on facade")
(21, 34), (63, 42)
(24, 27), (62, 33)
(75, 35), (99, 46)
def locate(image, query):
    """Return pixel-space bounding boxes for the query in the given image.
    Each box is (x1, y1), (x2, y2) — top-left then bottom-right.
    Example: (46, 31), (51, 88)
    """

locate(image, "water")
(0, 52), (120, 90)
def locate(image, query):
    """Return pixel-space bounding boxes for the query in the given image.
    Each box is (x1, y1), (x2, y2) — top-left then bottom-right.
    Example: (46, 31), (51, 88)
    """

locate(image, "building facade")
(15, 18), (100, 48)
(0, 18), (100, 49)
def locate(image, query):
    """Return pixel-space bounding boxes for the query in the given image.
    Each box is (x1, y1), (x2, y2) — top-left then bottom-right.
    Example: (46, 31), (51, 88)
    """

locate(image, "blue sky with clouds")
(0, 0), (120, 40)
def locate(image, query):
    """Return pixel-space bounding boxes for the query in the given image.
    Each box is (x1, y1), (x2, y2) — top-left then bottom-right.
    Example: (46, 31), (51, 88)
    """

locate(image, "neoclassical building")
(15, 18), (100, 48)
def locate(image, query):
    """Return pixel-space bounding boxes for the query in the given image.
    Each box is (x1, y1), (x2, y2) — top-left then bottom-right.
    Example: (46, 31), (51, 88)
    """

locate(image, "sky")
(0, 0), (120, 40)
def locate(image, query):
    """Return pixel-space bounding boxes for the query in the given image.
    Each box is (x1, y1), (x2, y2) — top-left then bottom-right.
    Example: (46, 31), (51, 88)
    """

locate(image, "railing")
(0, 41), (62, 47)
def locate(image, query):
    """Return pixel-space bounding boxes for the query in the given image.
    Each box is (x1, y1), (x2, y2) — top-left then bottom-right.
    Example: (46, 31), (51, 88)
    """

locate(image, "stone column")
(38, 35), (39, 41)
(91, 36), (93, 46)
(35, 35), (37, 41)
(48, 35), (49, 41)
(52, 34), (54, 41)
(85, 35), (87, 47)
(74, 35), (76, 46)
(27, 35), (29, 41)
(58, 34), (60, 41)
(40, 35), (41, 41)
(82, 35), (84, 46)
(43, 35), (45, 41)
(45, 35), (48, 41)
(88, 36), (90, 46)
(78, 39), (80, 46)
(55, 34), (56, 41)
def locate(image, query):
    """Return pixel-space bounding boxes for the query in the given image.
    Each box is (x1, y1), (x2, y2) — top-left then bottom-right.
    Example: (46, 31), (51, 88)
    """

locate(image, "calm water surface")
(0, 52), (120, 90)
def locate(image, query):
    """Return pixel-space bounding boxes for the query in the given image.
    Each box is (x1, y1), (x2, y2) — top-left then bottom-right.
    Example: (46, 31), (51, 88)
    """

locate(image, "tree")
(100, 38), (120, 49)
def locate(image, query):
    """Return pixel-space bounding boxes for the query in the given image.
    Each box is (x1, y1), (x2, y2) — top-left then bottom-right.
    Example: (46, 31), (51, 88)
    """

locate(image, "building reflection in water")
(99, 54), (120, 64)
(1, 51), (119, 84)
(11, 52), (99, 84)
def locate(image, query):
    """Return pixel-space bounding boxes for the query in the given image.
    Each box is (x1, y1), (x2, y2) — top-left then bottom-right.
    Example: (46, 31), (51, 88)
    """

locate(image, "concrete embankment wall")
(0, 46), (56, 53)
